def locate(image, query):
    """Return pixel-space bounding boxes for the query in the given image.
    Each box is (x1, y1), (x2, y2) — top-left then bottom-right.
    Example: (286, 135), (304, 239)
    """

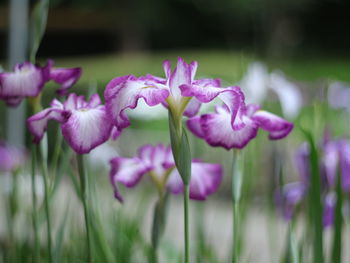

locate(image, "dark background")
(0, 0), (349, 59)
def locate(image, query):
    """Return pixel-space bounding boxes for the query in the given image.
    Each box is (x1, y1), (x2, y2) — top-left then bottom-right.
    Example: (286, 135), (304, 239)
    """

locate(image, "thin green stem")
(233, 202), (239, 263)
(39, 145), (52, 263)
(184, 184), (190, 263)
(231, 150), (243, 263)
(77, 154), (92, 263)
(331, 172), (343, 263)
(31, 136), (40, 263)
(51, 128), (63, 178)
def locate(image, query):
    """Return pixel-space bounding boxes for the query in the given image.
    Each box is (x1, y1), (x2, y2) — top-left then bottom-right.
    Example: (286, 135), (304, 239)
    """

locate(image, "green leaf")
(53, 205), (70, 263)
(301, 128), (324, 263)
(151, 193), (169, 249)
(331, 171), (343, 263)
(29, 0), (49, 62)
(168, 112), (192, 185)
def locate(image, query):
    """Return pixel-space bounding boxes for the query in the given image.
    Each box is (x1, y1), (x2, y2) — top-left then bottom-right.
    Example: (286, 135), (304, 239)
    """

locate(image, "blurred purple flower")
(0, 143), (27, 172)
(278, 135), (350, 226)
(0, 60), (81, 107)
(109, 144), (223, 202)
(276, 182), (306, 221)
(187, 86), (293, 150)
(27, 93), (113, 154)
(104, 57), (241, 133)
(323, 192), (336, 228)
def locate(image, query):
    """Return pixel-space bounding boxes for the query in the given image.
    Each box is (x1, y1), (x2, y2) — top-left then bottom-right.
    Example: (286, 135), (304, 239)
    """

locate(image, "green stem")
(51, 128), (63, 178)
(231, 150), (243, 263)
(39, 145), (52, 263)
(77, 154), (92, 263)
(184, 184), (190, 263)
(31, 137), (40, 263)
(331, 172), (343, 263)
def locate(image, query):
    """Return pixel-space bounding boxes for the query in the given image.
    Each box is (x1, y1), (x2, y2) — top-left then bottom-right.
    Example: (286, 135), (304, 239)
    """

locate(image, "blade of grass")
(331, 171), (343, 263)
(301, 129), (323, 263)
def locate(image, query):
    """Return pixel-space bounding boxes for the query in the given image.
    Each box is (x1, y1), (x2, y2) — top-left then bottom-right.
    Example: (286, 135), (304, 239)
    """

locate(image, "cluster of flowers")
(277, 133), (350, 227)
(1, 57), (293, 201)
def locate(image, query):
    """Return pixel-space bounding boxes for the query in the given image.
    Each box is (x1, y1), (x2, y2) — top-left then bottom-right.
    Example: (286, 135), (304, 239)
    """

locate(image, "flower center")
(78, 108), (90, 112)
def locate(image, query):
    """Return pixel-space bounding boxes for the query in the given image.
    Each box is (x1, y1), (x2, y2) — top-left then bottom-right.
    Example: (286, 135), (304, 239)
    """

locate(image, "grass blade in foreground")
(331, 171), (343, 263)
(302, 129), (323, 263)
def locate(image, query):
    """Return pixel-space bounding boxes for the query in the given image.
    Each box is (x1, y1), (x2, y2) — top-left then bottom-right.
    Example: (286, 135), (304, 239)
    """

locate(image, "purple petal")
(199, 106), (259, 150)
(137, 144), (172, 176)
(323, 192), (336, 228)
(27, 104), (67, 143)
(277, 182), (306, 221)
(322, 141), (339, 188)
(339, 139), (350, 191)
(183, 98), (202, 117)
(295, 143), (310, 184)
(104, 75), (169, 130)
(0, 143), (27, 172)
(167, 161), (223, 200)
(0, 62), (46, 106)
(47, 60), (82, 95)
(181, 85), (244, 129)
(61, 105), (113, 154)
(186, 116), (205, 139)
(252, 110), (293, 140)
(168, 57), (197, 101)
(109, 157), (151, 202)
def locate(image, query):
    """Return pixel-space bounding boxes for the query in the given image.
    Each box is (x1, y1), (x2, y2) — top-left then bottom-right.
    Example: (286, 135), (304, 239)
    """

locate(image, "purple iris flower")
(109, 144), (223, 202)
(0, 143), (27, 172)
(278, 136), (350, 227)
(0, 60), (81, 106)
(104, 57), (240, 133)
(187, 86), (293, 150)
(27, 93), (113, 154)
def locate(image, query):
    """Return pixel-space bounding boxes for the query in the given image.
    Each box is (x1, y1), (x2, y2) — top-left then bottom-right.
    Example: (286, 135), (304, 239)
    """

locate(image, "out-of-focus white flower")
(0, 173), (44, 198)
(239, 62), (303, 120)
(239, 62), (269, 104)
(269, 71), (303, 119)
(88, 142), (119, 169)
(328, 81), (350, 111)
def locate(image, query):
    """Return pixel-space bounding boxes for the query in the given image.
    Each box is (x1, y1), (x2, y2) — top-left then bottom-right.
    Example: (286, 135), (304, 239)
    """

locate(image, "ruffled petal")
(199, 106), (259, 150)
(61, 105), (113, 154)
(109, 157), (150, 201)
(27, 106), (67, 143)
(181, 85), (243, 129)
(105, 75), (169, 130)
(0, 62), (46, 106)
(168, 57), (197, 101)
(252, 110), (293, 140)
(47, 60), (82, 95)
(167, 161), (223, 200)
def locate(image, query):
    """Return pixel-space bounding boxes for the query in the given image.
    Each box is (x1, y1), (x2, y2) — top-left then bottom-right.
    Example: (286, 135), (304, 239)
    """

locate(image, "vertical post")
(6, 0), (29, 146)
